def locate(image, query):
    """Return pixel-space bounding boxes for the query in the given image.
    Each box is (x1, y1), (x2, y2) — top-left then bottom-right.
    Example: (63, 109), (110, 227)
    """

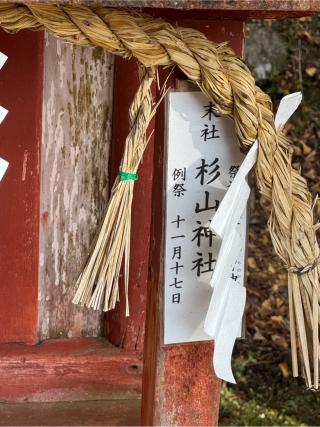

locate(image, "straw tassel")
(73, 66), (155, 314)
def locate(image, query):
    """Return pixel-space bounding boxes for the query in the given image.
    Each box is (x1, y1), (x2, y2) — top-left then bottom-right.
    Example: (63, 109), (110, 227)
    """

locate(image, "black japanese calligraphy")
(201, 101), (220, 121)
(195, 191), (219, 213)
(192, 252), (216, 277)
(195, 158), (221, 185)
(171, 215), (185, 229)
(192, 220), (215, 247)
(172, 167), (186, 181)
(228, 165), (240, 180)
(200, 124), (219, 141)
(173, 183), (187, 197)
(172, 293), (181, 303)
(170, 261), (184, 275)
(170, 278), (183, 289)
(172, 246), (182, 259)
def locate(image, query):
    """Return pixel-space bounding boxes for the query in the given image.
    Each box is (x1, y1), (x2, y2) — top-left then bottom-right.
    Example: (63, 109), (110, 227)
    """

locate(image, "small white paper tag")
(213, 280), (246, 383)
(0, 52), (9, 124)
(0, 158), (9, 181)
(275, 92), (302, 130)
(204, 217), (245, 338)
(0, 106), (8, 124)
(0, 52), (8, 70)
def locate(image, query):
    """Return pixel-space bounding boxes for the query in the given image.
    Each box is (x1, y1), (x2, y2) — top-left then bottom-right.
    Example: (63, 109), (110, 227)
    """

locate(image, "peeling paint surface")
(38, 32), (114, 340)
(21, 149), (29, 182)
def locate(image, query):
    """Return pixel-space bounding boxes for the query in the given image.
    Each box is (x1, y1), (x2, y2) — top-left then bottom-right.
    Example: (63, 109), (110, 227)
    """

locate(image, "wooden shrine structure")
(0, 0), (319, 425)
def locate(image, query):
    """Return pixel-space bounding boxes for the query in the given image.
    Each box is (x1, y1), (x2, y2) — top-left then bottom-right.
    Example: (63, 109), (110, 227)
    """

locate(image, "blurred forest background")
(219, 16), (320, 426)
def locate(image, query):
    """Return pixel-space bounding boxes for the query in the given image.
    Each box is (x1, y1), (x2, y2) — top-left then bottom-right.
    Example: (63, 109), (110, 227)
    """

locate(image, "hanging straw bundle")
(73, 66), (156, 314)
(0, 3), (319, 388)
(268, 131), (320, 387)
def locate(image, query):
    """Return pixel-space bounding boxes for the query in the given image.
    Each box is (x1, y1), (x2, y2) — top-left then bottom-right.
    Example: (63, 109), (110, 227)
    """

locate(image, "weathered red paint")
(0, 29), (43, 345)
(0, 399), (141, 427)
(15, 0), (320, 18)
(141, 19), (245, 426)
(105, 57), (155, 353)
(0, 338), (142, 402)
(159, 343), (221, 425)
(143, 5), (320, 19)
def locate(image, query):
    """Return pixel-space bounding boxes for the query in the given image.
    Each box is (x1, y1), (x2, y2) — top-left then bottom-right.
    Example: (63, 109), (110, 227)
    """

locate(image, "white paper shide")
(0, 50), (9, 182)
(0, 158), (9, 182)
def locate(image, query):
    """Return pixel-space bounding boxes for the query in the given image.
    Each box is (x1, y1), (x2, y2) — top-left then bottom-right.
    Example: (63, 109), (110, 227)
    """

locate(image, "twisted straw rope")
(0, 3), (319, 387)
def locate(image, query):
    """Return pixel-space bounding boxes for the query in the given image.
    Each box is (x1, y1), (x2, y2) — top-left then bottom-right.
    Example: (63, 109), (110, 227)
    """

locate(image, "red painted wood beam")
(105, 58), (155, 353)
(0, 338), (142, 402)
(141, 18), (245, 426)
(15, 0), (320, 18)
(143, 5), (320, 19)
(0, 29), (43, 345)
(0, 400), (141, 427)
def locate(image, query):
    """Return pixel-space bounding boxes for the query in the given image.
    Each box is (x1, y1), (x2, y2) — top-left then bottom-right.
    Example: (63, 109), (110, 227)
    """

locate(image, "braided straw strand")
(0, 3), (319, 388)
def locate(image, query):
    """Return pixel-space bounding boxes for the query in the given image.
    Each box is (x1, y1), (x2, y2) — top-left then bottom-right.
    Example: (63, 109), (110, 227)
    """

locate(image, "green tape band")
(119, 170), (138, 181)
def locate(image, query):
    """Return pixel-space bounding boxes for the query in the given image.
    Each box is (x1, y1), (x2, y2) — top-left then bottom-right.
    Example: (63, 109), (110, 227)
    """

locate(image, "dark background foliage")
(220, 17), (320, 426)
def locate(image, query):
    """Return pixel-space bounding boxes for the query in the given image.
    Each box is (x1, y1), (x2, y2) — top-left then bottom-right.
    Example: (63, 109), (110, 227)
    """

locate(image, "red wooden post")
(141, 18), (245, 426)
(105, 57), (155, 353)
(0, 29), (43, 345)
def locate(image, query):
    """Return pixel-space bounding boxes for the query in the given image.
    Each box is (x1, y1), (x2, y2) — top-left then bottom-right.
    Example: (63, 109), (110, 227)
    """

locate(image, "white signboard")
(164, 91), (247, 345)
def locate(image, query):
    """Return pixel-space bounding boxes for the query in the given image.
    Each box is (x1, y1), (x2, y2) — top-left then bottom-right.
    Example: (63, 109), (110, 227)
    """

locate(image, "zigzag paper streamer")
(0, 51), (9, 181)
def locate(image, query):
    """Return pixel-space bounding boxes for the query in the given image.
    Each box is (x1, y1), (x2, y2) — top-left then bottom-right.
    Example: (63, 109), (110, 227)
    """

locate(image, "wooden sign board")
(164, 91), (247, 345)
